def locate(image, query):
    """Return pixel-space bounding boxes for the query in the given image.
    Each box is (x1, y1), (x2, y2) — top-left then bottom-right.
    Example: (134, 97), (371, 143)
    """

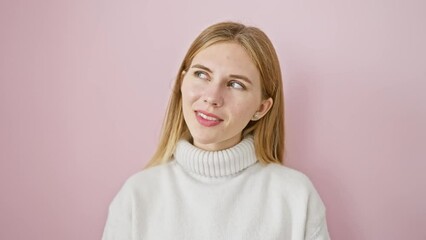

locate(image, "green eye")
(228, 81), (245, 89)
(194, 71), (208, 79)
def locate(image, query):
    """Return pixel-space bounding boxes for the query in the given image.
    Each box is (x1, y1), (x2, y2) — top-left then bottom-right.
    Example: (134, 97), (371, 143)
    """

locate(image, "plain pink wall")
(1, 0), (425, 239)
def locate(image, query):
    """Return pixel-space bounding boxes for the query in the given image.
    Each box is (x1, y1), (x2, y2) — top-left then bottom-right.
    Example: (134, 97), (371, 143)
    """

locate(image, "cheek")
(181, 79), (203, 103)
(227, 95), (262, 119)
(181, 84), (194, 119)
(228, 104), (256, 121)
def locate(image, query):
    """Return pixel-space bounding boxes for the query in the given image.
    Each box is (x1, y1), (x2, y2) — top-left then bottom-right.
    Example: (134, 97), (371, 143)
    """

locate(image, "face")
(180, 42), (273, 151)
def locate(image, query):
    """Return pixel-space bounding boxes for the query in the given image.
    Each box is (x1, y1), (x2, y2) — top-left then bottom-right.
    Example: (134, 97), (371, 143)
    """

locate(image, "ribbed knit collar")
(174, 135), (257, 178)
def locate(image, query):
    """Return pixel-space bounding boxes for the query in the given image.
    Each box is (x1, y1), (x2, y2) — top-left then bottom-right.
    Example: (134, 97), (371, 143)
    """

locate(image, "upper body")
(102, 136), (330, 240)
(103, 21), (330, 240)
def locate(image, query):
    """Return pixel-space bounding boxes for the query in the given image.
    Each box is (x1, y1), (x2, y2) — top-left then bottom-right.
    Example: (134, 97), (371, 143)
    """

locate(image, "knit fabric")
(102, 136), (330, 240)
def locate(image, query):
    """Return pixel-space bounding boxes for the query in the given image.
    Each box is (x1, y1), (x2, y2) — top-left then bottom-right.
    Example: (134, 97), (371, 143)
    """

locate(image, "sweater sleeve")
(307, 212), (330, 240)
(305, 181), (331, 240)
(102, 181), (134, 240)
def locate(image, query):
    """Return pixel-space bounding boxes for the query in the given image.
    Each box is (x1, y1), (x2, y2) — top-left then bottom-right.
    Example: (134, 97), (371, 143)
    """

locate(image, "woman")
(102, 22), (330, 240)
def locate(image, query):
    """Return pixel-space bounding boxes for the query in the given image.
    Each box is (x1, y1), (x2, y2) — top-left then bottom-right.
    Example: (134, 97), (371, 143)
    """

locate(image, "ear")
(251, 97), (273, 121)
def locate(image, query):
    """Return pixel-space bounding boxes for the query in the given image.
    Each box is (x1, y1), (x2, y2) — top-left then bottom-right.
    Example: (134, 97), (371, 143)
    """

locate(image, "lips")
(195, 110), (223, 127)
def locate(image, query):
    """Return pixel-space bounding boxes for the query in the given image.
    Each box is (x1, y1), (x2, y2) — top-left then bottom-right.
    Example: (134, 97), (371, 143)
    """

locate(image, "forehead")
(191, 42), (260, 81)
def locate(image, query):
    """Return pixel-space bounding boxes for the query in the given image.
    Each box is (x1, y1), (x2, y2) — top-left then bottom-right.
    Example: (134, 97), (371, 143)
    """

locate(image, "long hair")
(145, 21), (284, 167)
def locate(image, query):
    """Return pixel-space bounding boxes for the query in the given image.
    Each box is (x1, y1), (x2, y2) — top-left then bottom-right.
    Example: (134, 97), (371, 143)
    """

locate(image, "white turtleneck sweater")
(102, 136), (330, 240)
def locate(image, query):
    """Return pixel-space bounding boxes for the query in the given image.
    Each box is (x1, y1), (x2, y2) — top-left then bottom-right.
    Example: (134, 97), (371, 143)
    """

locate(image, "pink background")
(1, 0), (425, 239)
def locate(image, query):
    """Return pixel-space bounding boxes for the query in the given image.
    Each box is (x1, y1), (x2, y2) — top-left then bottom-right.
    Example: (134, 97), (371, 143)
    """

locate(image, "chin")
(191, 134), (220, 145)
(189, 131), (220, 144)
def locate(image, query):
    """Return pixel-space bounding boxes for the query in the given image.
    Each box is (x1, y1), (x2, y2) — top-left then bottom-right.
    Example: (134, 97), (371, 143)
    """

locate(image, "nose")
(203, 83), (224, 107)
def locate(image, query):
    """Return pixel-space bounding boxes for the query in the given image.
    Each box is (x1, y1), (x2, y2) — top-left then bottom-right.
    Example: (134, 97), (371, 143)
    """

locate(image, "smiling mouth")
(197, 112), (221, 121)
(195, 111), (223, 127)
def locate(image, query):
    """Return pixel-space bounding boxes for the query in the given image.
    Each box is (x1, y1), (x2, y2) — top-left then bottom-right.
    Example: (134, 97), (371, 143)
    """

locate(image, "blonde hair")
(146, 21), (284, 168)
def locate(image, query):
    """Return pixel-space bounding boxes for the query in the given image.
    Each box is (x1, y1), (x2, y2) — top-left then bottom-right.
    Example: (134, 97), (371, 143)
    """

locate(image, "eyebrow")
(191, 64), (253, 84)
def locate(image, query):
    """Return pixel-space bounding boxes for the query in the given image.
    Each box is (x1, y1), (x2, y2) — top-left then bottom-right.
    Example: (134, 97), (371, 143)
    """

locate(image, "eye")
(194, 71), (209, 80)
(228, 80), (245, 89)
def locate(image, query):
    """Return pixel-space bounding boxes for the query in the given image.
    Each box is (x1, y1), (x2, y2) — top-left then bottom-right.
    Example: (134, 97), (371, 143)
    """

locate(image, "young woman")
(102, 22), (330, 240)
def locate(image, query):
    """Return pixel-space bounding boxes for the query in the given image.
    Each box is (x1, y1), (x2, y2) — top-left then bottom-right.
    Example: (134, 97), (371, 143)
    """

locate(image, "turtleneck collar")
(174, 135), (257, 178)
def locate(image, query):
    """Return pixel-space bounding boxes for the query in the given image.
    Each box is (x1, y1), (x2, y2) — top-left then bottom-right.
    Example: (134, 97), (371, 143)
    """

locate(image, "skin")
(180, 42), (273, 151)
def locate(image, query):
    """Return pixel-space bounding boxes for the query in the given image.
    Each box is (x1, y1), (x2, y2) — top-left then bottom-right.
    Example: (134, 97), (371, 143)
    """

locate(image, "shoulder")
(259, 163), (314, 189)
(106, 162), (177, 214)
(253, 163), (325, 205)
(110, 161), (177, 203)
(257, 163), (328, 221)
(122, 161), (176, 190)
